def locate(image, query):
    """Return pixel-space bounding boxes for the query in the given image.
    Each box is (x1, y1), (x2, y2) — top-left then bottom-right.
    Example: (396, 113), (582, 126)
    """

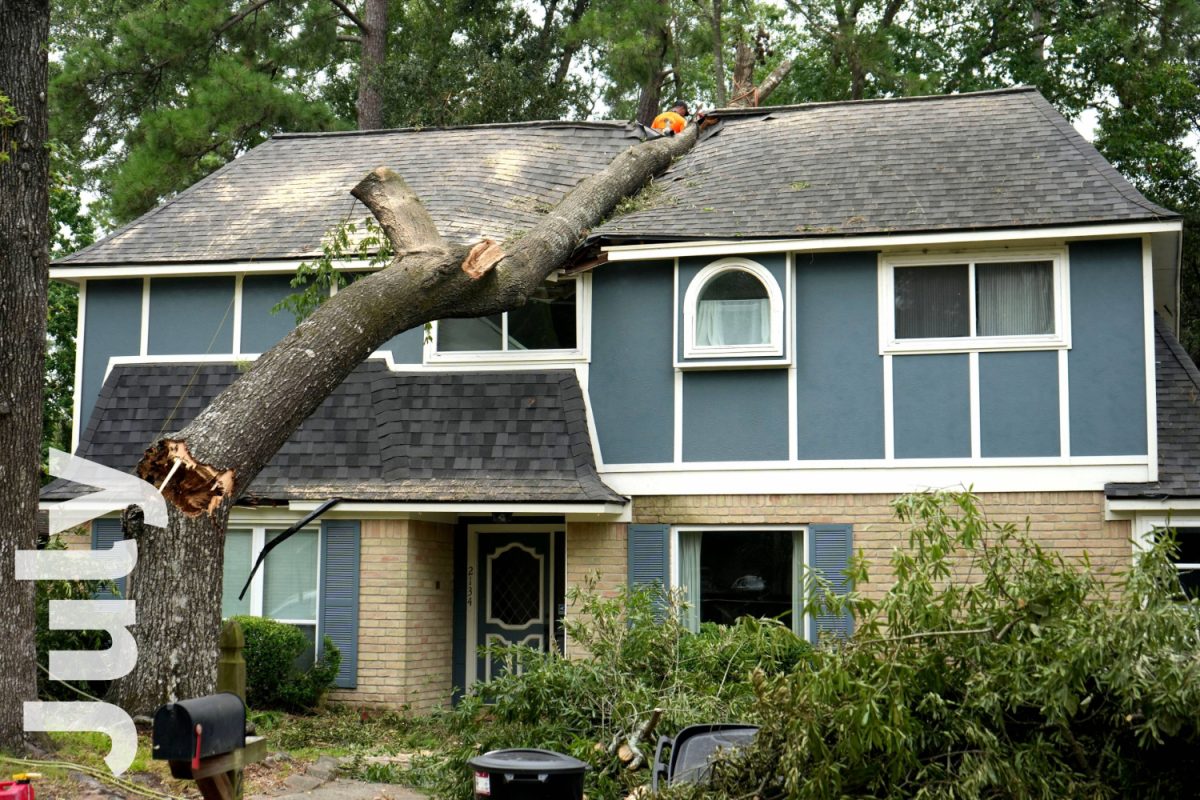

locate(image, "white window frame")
(682, 257), (785, 360)
(426, 273), (590, 365)
(224, 525), (322, 657)
(671, 525), (807, 637)
(1132, 514), (1200, 586)
(878, 247), (1071, 355)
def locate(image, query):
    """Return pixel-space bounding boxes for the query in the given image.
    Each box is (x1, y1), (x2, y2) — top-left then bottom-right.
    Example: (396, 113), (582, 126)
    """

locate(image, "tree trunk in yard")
(106, 123), (704, 714)
(356, 0), (387, 129)
(0, 0), (49, 752)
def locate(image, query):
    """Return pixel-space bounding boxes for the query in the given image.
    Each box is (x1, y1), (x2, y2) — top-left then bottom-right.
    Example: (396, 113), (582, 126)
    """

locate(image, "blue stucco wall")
(590, 261), (675, 463)
(682, 370), (789, 461)
(677, 254), (789, 363)
(81, 279), (142, 433)
(795, 252), (885, 459)
(148, 276), (234, 355)
(979, 351), (1060, 457)
(1067, 239), (1147, 456)
(385, 327), (425, 363)
(893, 354), (971, 458)
(240, 274), (298, 354)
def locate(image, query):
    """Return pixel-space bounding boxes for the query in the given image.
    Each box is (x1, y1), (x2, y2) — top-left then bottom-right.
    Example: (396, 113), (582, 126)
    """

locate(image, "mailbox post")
(152, 693), (265, 800)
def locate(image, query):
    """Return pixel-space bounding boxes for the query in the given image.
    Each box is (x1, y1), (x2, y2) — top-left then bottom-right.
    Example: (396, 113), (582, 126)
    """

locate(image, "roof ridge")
(273, 119), (638, 139)
(706, 86), (1038, 118)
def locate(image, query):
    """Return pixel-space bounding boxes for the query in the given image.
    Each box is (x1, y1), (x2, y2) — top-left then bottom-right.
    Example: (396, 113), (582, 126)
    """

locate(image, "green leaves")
(693, 491), (1200, 799)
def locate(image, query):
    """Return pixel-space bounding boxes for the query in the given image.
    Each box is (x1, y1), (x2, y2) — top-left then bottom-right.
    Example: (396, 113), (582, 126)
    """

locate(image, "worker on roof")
(651, 101), (689, 135)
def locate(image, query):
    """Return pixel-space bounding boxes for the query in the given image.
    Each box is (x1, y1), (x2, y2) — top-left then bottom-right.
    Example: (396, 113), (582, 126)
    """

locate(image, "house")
(41, 86), (1197, 709)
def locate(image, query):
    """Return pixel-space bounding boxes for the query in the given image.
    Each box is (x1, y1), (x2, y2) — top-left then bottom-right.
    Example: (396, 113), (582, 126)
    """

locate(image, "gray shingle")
(41, 361), (624, 505)
(1107, 316), (1200, 499)
(593, 88), (1176, 243)
(54, 89), (1176, 269)
(56, 122), (643, 266)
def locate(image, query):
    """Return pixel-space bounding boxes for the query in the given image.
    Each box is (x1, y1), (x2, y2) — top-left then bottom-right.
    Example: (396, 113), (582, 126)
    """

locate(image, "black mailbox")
(152, 693), (246, 767)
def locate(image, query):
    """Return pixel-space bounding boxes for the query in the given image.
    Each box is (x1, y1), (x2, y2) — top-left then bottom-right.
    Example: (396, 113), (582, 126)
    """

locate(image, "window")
(676, 529), (803, 634)
(683, 258), (784, 359)
(882, 250), (1068, 353)
(432, 277), (582, 360)
(222, 527), (321, 665)
(1168, 527), (1200, 600)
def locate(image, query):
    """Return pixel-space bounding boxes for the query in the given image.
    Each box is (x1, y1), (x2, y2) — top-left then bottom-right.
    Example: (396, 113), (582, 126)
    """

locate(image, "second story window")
(882, 249), (1068, 353)
(431, 276), (584, 362)
(683, 258), (784, 359)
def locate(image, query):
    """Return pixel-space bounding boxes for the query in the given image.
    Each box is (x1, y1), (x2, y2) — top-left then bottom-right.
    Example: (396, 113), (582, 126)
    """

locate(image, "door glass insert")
(488, 545), (543, 626)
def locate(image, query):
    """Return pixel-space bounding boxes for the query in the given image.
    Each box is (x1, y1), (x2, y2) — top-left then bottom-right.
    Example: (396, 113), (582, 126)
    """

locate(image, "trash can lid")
(468, 748), (588, 774)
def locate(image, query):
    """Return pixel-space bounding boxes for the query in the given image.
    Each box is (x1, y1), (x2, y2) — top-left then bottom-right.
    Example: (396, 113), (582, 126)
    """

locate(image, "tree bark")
(635, 1), (672, 126)
(355, 0), (387, 129)
(711, 0), (726, 107)
(0, 0), (49, 752)
(106, 123), (703, 714)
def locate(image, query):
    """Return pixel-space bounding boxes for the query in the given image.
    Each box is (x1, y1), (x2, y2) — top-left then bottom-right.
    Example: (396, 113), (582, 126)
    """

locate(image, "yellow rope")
(0, 755), (184, 800)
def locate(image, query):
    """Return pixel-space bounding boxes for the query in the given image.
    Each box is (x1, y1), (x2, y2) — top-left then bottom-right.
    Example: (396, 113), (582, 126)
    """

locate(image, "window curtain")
(678, 531), (702, 632)
(893, 264), (969, 339)
(696, 299), (770, 346)
(976, 261), (1054, 336)
(264, 530), (319, 621)
(221, 530), (253, 617)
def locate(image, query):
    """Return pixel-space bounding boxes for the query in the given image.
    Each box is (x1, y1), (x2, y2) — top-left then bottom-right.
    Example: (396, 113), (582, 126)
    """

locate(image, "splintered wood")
(139, 439), (235, 517)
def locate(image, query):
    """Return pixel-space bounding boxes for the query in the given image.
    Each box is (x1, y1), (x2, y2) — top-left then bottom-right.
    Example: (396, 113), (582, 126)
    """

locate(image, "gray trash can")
(467, 748), (586, 800)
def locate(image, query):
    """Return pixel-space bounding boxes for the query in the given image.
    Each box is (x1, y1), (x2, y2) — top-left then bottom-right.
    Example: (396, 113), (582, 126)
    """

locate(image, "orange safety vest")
(651, 111), (687, 134)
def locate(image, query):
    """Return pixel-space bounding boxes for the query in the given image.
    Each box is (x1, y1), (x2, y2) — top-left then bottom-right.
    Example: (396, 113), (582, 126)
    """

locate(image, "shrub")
(231, 616), (340, 712)
(411, 582), (813, 800)
(36, 536), (112, 701)
(672, 490), (1200, 799)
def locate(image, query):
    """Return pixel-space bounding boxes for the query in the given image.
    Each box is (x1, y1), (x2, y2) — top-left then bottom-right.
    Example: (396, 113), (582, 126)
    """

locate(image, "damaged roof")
(41, 361), (624, 505)
(596, 87), (1176, 243)
(54, 88), (1176, 268)
(1107, 317), (1200, 500)
(55, 121), (643, 266)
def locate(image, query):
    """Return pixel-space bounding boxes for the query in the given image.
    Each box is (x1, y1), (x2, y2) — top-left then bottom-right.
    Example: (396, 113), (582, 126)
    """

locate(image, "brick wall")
(634, 492), (1132, 600)
(563, 522), (627, 658)
(332, 518), (455, 711)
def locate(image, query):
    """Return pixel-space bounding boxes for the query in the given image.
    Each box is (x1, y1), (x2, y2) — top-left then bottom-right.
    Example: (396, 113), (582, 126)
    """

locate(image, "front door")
(476, 532), (552, 684)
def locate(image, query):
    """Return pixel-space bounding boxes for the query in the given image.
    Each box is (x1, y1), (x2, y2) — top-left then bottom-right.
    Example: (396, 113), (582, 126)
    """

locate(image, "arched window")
(684, 258), (783, 358)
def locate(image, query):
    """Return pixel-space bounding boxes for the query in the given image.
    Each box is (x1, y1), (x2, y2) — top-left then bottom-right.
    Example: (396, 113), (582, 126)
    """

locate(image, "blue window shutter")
(628, 524), (669, 614)
(807, 523), (854, 643)
(319, 520), (360, 689)
(91, 518), (126, 598)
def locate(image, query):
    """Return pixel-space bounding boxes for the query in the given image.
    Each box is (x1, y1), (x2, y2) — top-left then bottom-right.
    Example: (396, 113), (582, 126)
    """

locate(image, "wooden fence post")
(217, 619), (247, 800)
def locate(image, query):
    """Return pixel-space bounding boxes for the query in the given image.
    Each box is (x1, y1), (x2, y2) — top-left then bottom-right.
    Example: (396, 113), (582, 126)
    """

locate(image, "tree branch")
(217, 0), (281, 36)
(328, 0), (367, 32)
(337, 33), (362, 44)
(350, 168), (445, 254)
(754, 57), (795, 105)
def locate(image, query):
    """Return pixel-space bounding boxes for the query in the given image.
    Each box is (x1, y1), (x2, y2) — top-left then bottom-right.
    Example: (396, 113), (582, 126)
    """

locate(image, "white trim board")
(602, 221), (1184, 262)
(600, 463), (1151, 496)
(49, 258), (374, 282)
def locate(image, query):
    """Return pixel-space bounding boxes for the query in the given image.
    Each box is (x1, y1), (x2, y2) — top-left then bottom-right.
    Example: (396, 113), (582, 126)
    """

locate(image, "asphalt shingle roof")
(1107, 316), (1200, 499)
(41, 361), (624, 505)
(56, 122), (643, 266)
(54, 88), (1176, 268)
(596, 88), (1176, 243)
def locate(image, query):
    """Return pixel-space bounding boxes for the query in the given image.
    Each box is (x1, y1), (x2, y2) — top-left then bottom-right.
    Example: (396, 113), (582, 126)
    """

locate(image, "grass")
(251, 705), (447, 759)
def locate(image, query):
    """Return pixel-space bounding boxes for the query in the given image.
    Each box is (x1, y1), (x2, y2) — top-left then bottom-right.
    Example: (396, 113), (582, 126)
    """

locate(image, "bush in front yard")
(231, 616), (340, 712)
(410, 583), (813, 800)
(669, 490), (1200, 800)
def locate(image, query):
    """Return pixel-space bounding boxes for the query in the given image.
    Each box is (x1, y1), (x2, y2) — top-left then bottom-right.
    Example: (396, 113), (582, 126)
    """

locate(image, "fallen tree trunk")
(107, 122), (702, 713)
